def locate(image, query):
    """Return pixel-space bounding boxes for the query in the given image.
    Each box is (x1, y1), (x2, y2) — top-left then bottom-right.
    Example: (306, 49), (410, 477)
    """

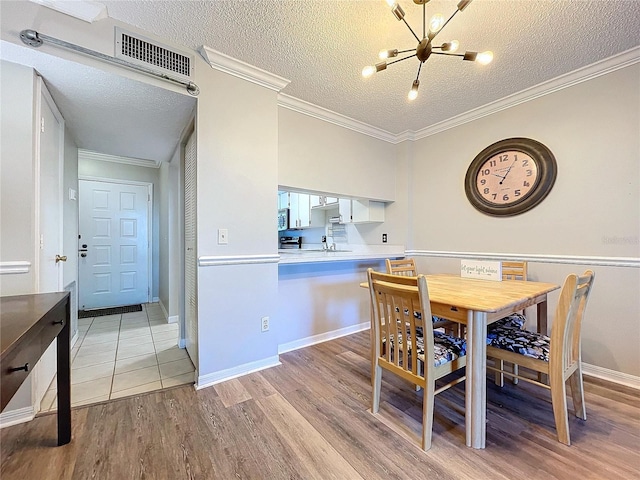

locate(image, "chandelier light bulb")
(379, 49), (398, 59)
(385, 0), (395, 7)
(429, 14), (444, 32)
(408, 80), (420, 101)
(449, 40), (460, 52)
(476, 50), (494, 65)
(362, 65), (376, 78)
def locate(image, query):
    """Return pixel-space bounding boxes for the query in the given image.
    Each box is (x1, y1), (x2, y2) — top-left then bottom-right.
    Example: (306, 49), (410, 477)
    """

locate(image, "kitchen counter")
(278, 245), (405, 264)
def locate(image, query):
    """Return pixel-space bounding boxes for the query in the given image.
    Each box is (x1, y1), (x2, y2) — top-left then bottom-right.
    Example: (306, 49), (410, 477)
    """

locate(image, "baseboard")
(0, 406), (35, 429)
(178, 338), (186, 349)
(278, 321), (370, 355)
(168, 315), (179, 324)
(152, 296), (160, 303)
(196, 355), (281, 390)
(158, 298), (168, 321)
(71, 331), (79, 348)
(582, 363), (640, 390)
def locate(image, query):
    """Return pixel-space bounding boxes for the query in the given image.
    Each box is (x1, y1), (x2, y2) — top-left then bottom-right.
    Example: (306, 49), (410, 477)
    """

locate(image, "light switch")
(218, 228), (228, 245)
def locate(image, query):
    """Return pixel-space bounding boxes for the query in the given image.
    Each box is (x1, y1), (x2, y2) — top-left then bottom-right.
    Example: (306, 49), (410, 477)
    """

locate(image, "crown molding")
(78, 149), (160, 168)
(277, 46), (640, 145)
(412, 46), (640, 140)
(198, 46), (290, 92)
(277, 93), (397, 143)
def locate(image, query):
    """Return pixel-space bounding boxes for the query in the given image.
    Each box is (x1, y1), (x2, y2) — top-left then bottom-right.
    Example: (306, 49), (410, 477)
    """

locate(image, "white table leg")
(465, 310), (487, 449)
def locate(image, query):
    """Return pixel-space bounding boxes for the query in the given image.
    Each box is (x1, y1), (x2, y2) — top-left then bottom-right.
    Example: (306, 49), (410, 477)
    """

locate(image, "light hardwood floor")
(1, 330), (639, 479)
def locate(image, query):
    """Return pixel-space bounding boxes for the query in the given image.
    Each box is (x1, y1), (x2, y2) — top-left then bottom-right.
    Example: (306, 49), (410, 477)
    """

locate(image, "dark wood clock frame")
(464, 137), (557, 217)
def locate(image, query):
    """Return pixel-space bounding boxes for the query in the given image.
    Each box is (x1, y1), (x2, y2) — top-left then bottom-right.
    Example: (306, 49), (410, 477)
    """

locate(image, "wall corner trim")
(278, 93), (397, 143)
(583, 363), (640, 390)
(278, 321), (370, 355)
(0, 406), (35, 429)
(198, 46), (291, 92)
(196, 355), (281, 390)
(0, 261), (32, 275)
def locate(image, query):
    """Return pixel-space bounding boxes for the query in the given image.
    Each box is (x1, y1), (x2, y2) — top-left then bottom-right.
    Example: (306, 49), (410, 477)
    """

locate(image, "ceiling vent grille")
(115, 27), (193, 79)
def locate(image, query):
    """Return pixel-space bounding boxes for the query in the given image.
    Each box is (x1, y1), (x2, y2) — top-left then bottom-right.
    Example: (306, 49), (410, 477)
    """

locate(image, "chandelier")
(362, 0), (493, 101)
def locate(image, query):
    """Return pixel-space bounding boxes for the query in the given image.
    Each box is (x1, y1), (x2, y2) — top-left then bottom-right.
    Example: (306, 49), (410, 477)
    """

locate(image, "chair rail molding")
(0, 261), (32, 274)
(198, 254), (280, 267)
(406, 250), (639, 268)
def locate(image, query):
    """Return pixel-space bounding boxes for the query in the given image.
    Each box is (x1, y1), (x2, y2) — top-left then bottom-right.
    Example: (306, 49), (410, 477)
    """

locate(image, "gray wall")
(408, 63), (640, 376)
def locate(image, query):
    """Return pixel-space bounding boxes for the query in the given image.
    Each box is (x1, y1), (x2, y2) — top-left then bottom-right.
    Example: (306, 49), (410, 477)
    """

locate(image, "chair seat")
(488, 313), (527, 331)
(384, 329), (466, 367)
(487, 324), (550, 362)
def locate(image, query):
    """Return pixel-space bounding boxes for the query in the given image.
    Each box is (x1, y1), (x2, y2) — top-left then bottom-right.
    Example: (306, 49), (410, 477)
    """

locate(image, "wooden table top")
(0, 292), (69, 356)
(362, 274), (559, 313)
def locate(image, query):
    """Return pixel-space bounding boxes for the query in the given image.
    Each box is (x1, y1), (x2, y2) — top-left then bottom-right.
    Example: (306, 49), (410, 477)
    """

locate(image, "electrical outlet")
(382, 233), (387, 243)
(261, 316), (269, 332)
(218, 228), (228, 244)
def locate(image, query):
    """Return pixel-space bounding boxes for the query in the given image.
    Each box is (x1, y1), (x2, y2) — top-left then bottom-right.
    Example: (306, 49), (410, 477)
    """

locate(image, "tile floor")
(40, 303), (195, 412)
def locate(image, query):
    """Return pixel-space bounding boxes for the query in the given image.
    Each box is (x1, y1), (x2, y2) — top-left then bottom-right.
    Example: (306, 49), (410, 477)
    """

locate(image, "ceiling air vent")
(115, 27), (194, 79)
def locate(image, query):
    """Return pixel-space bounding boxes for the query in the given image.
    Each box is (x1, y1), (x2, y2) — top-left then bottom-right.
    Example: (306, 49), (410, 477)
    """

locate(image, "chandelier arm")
(387, 54), (417, 67)
(429, 9), (460, 42)
(416, 61), (423, 81)
(402, 18), (421, 42)
(422, 1), (426, 40)
(431, 51), (465, 58)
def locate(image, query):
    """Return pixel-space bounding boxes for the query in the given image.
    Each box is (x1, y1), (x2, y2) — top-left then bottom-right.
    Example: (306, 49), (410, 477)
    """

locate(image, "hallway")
(40, 303), (194, 411)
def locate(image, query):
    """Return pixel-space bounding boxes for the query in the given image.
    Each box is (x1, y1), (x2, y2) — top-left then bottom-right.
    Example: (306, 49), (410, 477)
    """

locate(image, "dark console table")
(1, 292), (71, 445)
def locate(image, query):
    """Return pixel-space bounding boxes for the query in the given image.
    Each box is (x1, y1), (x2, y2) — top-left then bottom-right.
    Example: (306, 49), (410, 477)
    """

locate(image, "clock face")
(465, 138), (557, 217)
(475, 150), (539, 205)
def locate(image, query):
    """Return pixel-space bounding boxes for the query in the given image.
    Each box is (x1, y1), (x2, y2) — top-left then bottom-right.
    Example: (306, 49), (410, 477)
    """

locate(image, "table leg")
(56, 299), (71, 446)
(465, 310), (487, 449)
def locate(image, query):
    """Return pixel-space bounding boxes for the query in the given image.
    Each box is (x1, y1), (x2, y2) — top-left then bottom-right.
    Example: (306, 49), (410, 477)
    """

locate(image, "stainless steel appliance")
(280, 236), (301, 249)
(278, 208), (289, 231)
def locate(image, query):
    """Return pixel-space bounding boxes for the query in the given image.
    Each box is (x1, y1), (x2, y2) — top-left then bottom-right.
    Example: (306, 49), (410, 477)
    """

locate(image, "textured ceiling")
(1, 40), (196, 163)
(101, 0), (640, 134)
(3, 1), (639, 164)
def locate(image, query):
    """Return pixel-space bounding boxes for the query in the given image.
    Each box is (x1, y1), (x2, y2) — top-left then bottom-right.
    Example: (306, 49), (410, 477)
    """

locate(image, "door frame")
(32, 76), (65, 413)
(78, 175), (153, 306)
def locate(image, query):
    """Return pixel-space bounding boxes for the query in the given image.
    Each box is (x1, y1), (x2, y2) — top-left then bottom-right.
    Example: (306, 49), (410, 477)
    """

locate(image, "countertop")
(278, 245), (405, 264)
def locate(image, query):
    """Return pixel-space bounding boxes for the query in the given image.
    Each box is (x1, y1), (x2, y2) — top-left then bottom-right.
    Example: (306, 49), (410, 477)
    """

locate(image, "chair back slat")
(502, 261), (528, 281)
(550, 270), (595, 372)
(385, 258), (417, 277)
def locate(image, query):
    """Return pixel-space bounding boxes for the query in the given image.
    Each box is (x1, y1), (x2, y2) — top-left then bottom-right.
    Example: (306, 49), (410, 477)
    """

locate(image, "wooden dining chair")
(486, 270), (595, 445)
(367, 269), (467, 451)
(385, 258), (459, 335)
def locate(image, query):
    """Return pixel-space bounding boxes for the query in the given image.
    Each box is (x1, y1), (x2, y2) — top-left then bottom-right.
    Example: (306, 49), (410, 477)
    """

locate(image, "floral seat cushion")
(383, 328), (466, 367)
(488, 313), (526, 331)
(486, 323), (550, 362)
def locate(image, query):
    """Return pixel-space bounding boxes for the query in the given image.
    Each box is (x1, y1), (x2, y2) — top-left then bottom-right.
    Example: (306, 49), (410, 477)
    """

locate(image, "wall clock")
(464, 137), (557, 217)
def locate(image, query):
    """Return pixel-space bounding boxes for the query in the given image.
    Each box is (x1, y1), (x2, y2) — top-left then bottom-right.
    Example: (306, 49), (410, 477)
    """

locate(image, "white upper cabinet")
(351, 199), (385, 223)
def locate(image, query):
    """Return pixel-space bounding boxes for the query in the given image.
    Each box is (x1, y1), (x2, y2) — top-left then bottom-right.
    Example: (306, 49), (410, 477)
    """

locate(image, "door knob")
(80, 253), (87, 258)
(55, 255), (67, 263)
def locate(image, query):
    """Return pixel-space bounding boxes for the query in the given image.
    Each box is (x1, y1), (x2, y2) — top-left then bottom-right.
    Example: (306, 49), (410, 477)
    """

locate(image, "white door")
(184, 131), (198, 366)
(35, 78), (64, 408)
(78, 179), (150, 309)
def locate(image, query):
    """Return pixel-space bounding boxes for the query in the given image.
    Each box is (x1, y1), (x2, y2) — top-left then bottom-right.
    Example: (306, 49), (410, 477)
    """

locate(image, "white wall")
(408, 64), (640, 376)
(193, 62), (281, 383)
(0, 61), (36, 295)
(278, 108), (397, 201)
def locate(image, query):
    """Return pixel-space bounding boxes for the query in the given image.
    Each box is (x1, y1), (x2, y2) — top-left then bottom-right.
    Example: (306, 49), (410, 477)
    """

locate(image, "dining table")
(361, 273), (559, 449)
